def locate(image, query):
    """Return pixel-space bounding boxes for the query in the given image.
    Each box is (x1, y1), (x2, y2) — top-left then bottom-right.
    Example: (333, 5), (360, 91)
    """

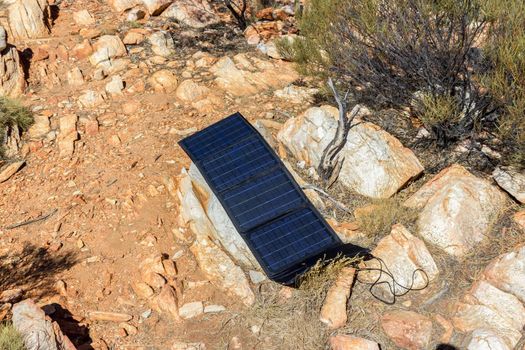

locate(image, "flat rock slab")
(405, 164), (507, 257)
(278, 106), (423, 198)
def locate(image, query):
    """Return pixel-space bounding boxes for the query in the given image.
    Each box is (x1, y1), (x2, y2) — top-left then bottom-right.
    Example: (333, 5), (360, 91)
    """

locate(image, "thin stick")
(5, 208), (58, 230)
(301, 184), (352, 214)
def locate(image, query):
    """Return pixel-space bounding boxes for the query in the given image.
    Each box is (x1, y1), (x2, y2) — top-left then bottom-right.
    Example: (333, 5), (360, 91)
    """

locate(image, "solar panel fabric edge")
(179, 112), (368, 285)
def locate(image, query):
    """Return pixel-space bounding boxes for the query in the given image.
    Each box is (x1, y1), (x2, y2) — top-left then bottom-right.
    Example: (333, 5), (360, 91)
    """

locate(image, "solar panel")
(247, 208), (339, 274)
(199, 136), (278, 193)
(179, 112), (368, 285)
(222, 168), (305, 232)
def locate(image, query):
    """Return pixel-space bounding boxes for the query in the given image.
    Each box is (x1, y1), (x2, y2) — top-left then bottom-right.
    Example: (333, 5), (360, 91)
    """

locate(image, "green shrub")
(286, 0), (525, 168)
(0, 323), (25, 350)
(0, 97), (33, 158)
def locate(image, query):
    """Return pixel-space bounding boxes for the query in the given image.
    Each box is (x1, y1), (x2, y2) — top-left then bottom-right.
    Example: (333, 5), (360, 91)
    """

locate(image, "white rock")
(186, 165), (259, 268)
(493, 167), (525, 203)
(0, 25), (6, 51)
(178, 301), (203, 319)
(360, 224), (438, 296)
(177, 169), (255, 306)
(175, 79), (209, 102)
(148, 31), (175, 57)
(483, 245), (525, 303)
(406, 164), (507, 256)
(278, 106), (423, 198)
(89, 35), (127, 68)
(248, 270), (267, 284)
(172, 342), (206, 350)
(203, 304), (225, 313)
(0, 0), (50, 41)
(453, 303), (522, 348)
(467, 281), (525, 330)
(12, 299), (75, 350)
(210, 54), (298, 97)
(0, 46), (26, 96)
(126, 7), (146, 21)
(274, 85), (318, 104)
(73, 10), (95, 26)
(28, 114), (50, 139)
(160, 0), (217, 28)
(107, 0), (141, 12)
(58, 114), (78, 158)
(78, 90), (106, 108)
(105, 75), (124, 95)
(467, 329), (511, 350)
(67, 67), (84, 86)
(329, 335), (380, 350)
(141, 0), (172, 15)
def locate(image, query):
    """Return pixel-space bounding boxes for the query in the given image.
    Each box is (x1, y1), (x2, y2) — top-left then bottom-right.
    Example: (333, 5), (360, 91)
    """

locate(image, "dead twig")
(5, 208), (58, 230)
(318, 78), (361, 187)
(301, 184), (352, 214)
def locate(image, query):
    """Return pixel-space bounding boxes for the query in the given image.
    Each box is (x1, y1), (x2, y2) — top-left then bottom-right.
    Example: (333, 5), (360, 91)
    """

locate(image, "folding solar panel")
(179, 112), (368, 285)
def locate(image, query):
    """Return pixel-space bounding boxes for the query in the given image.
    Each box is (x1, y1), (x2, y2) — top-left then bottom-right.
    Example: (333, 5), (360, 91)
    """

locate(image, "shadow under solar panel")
(179, 112), (368, 285)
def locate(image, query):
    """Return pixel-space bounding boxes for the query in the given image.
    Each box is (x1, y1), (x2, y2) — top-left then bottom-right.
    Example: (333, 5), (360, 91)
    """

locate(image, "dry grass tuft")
(355, 197), (418, 238)
(227, 257), (362, 350)
(0, 323), (25, 350)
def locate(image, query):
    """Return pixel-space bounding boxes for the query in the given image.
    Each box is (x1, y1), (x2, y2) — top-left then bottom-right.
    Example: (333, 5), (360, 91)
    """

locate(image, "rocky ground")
(0, 0), (524, 350)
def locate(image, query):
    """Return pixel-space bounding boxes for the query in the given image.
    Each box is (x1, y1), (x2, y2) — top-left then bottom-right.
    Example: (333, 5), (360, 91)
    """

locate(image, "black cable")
(354, 256), (430, 305)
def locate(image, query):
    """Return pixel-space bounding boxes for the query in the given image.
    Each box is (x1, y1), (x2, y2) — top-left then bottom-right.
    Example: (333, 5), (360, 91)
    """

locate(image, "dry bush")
(283, 0), (525, 168)
(234, 257), (361, 350)
(0, 323), (25, 350)
(479, 0), (525, 168)
(355, 198), (418, 237)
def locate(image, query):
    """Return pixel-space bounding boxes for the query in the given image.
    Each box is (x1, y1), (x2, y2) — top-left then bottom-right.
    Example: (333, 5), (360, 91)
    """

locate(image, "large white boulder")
(405, 164), (507, 257)
(278, 106), (424, 198)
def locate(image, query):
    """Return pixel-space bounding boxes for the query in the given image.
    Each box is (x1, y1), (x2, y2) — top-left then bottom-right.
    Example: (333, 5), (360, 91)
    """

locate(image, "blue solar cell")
(199, 136), (279, 193)
(179, 112), (367, 284)
(222, 168), (305, 232)
(180, 113), (253, 160)
(247, 208), (339, 273)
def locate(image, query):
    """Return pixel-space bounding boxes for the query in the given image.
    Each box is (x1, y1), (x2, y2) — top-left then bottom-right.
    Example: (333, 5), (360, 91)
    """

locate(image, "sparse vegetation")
(0, 97), (33, 158)
(355, 198), (418, 237)
(0, 323), (25, 350)
(127, 20), (142, 28)
(235, 257), (361, 349)
(283, 0), (525, 169)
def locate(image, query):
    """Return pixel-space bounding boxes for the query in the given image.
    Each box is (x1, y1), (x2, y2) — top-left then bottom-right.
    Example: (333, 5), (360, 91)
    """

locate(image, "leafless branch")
(318, 78), (361, 187)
